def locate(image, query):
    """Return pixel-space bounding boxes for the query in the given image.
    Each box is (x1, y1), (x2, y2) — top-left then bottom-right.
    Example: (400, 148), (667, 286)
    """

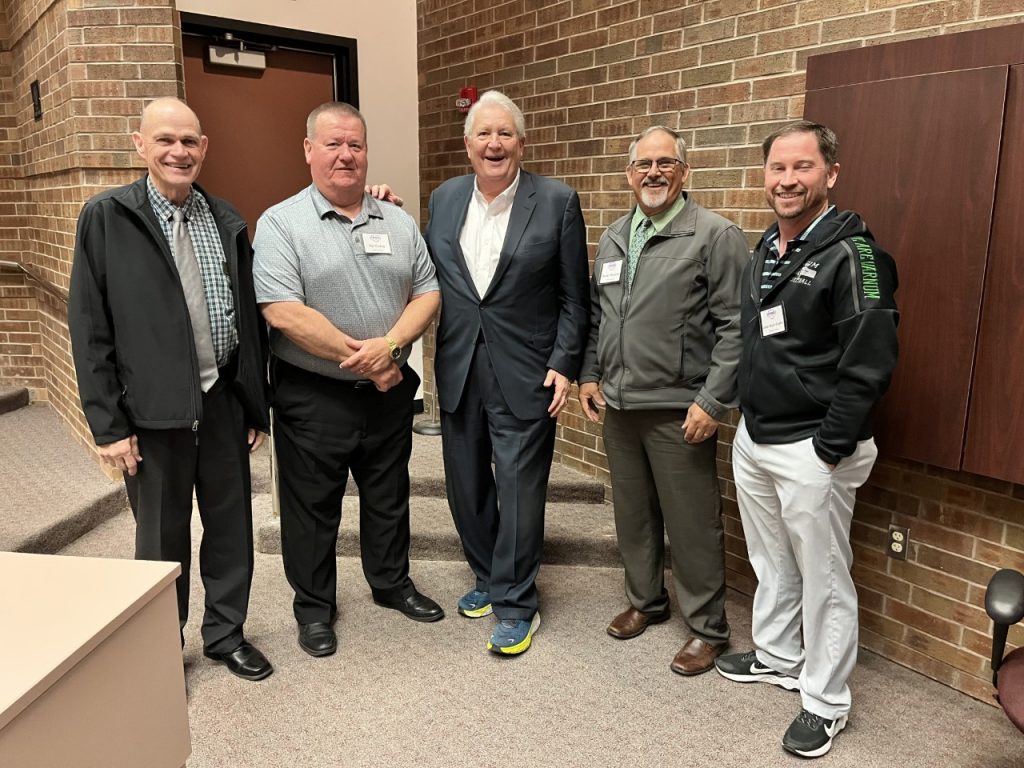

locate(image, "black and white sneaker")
(715, 650), (800, 690)
(782, 708), (848, 758)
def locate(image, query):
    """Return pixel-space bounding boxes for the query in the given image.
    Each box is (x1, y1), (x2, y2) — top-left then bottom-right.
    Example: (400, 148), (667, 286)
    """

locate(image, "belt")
(337, 378), (377, 389)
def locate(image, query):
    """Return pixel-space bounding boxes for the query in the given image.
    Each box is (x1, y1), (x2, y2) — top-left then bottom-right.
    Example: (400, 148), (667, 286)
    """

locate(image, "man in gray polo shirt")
(253, 102), (442, 657)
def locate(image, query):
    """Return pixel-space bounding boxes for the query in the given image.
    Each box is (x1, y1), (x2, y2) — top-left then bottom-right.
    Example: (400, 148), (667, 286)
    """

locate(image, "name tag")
(362, 233), (392, 254)
(760, 304), (787, 337)
(599, 259), (623, 285)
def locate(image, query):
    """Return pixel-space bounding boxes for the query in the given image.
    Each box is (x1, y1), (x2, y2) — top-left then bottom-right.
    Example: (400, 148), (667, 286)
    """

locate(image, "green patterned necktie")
(627, 217), (653, 290)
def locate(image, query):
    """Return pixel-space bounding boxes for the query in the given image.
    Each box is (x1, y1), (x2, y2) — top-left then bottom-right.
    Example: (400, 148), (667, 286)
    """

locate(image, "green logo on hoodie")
(851, 236), (881, 300)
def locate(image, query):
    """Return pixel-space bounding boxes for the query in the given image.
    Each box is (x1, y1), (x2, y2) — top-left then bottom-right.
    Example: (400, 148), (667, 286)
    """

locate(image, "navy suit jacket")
(425, 170), (590, 420)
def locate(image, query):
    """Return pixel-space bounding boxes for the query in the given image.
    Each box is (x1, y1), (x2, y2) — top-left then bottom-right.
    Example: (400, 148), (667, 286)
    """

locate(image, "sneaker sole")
(487, 614), (541, 656)
(782, 715), (847, 758)
(457, 603), (493, 618)
(716, 667), (800, 691)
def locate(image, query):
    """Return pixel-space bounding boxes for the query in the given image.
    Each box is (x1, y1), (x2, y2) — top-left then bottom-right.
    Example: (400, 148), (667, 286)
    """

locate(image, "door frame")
(180, 12), (359, 107)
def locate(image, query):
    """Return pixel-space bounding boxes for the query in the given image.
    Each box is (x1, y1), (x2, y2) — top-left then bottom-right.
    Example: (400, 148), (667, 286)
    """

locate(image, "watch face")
(391, 346), (402, 360)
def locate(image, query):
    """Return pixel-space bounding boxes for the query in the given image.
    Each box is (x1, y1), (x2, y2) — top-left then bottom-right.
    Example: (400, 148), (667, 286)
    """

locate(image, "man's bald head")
(139, 97), (202, 135)
(132, 97), (208, 206)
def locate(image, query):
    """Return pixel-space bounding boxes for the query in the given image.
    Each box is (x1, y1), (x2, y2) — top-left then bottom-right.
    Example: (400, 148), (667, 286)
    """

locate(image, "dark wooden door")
(804, 67), (1007, 470)
(182, 35), (336, 233)
(963, 64), (1024, 483)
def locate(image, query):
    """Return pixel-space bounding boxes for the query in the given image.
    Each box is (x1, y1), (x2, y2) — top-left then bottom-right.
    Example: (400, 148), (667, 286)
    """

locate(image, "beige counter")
(0, 552), (190, 767)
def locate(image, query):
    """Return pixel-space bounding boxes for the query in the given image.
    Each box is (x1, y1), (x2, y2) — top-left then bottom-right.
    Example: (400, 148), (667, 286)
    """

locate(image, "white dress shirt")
(459, 172), (520, 298)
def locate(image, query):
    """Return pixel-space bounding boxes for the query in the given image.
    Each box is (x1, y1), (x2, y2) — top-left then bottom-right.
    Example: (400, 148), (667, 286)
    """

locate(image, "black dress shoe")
(203, 640), (273, 681)
(373, 589), (445, 622)
(298, 621), (337, 656)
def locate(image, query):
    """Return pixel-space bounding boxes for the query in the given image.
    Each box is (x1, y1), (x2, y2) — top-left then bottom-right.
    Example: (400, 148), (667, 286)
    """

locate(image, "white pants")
(732, 418), (877, 720)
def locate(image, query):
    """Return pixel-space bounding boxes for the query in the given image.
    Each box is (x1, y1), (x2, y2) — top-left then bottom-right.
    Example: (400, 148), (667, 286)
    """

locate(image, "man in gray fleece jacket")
(578, 125), (749, 676)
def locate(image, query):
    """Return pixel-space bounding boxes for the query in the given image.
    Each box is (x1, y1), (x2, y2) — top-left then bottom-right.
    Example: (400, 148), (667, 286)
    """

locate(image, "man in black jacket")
(69, 98), (272, 681)
(715, 122), (898, 758)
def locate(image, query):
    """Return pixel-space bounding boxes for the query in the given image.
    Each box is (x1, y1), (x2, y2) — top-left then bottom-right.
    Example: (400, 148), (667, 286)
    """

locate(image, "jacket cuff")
(694, 392), (726, 421)
(811, 435), (846, 467)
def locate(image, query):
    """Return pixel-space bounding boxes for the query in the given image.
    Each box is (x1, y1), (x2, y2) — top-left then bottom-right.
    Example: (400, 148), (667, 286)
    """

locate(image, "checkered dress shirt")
(147, 178), (238, 365)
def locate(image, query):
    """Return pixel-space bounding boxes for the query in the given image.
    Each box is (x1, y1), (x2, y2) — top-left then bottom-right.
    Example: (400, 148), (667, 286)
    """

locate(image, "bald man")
(69, 98), (273, 681)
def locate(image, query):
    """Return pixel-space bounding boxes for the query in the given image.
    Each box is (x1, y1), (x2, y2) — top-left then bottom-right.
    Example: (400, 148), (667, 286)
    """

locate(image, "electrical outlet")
(888, 525), (910, 560)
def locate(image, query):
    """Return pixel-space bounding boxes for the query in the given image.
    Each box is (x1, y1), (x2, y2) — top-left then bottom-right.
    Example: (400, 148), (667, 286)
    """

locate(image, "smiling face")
(464, 104), (524, 200)
(132, 99), (208, 206)
(764, 130), (839, 232)
(304, 110), (368, 209)
(626, 129), (689, 217)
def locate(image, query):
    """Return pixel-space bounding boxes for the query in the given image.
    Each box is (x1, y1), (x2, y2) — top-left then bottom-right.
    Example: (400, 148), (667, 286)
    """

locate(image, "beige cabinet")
(0, 553), (190, 768)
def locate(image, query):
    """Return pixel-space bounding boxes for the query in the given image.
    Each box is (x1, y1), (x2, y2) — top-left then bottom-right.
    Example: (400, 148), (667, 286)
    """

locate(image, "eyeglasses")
(629, 158), (685, 173)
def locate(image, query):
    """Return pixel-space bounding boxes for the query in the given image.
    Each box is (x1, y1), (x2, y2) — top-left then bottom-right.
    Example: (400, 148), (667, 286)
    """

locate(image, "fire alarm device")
(456, 86), (478, 114)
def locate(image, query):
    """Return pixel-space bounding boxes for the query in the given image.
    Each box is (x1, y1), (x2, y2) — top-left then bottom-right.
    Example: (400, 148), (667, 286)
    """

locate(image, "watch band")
(385, 335), (402, 360)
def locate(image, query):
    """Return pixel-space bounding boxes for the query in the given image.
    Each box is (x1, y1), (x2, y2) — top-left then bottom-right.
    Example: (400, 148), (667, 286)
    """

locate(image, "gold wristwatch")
(385, 335), (402, 360)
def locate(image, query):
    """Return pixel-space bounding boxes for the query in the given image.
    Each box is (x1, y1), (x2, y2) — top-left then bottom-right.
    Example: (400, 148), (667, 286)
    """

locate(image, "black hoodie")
(738, 209), (899, 465)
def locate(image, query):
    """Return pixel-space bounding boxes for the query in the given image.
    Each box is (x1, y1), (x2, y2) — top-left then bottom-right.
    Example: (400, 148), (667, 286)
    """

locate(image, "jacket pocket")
(796, 366), (837, 408)
(529, 329), (556, 350)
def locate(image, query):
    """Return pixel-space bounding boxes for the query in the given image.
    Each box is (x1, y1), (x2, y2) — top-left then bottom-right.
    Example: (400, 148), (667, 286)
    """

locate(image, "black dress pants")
(272, 359), (419, 625)
(125, 377), (254, 655)
(440, 341), (556, 621)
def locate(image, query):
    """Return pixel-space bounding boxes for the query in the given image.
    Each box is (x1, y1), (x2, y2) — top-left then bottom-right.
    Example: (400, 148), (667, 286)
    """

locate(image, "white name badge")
(362, 233), (392, 254)
(599, 259), (623, 285)
(759, 304), (787, 337)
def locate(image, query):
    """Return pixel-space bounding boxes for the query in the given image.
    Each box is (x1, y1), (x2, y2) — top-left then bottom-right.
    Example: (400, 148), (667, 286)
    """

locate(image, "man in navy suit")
(425, 90), (589, 656)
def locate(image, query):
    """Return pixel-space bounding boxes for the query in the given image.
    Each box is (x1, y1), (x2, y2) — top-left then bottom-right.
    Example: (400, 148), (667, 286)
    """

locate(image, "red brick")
(895, 0), (976, 31)
(738, 6), (798, 35)
(701, 35), (758, 65)
(683, 18), (738, 45)
(696, 81), (750, 107)
(823, 11), (895, 42)
(798, 0), (870, 23)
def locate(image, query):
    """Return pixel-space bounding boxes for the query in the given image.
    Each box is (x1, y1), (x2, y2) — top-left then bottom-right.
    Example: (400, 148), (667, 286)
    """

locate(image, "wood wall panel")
(963, 64), (1024, 483)
(804, 67), (1007, 469)
(806, 22), (1024, 91)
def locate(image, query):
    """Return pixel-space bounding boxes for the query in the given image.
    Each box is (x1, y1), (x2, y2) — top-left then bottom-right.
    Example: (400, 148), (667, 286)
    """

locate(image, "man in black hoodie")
(715, 122), (899, 759)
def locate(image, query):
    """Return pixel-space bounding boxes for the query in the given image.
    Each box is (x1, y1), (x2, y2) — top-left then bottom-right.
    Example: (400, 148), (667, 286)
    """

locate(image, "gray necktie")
(172, 209), (219, 392)
(627, 217), (653, 290)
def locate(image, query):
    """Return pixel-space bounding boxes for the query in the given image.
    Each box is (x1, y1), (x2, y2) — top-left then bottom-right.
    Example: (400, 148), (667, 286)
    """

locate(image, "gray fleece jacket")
(579, 193), (750, 419)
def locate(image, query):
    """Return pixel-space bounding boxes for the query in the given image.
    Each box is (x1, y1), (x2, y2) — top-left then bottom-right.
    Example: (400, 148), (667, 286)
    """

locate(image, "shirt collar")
(473, 171), (520, 211)
(770, 204), (836, 252)
(309, 184), (383, 223)
(630, 192), (687, 236)
(146, 176), (198, 221)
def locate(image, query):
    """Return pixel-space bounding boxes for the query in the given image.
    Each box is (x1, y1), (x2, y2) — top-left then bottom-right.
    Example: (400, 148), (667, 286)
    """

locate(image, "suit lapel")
(449, 178), (480, 302)
(483, 171), (536, 301)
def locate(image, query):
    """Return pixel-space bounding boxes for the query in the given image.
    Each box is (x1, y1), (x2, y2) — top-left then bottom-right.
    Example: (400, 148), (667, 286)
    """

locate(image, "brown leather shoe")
(670, 637), (727, 676)
(606, 606), (670, 639)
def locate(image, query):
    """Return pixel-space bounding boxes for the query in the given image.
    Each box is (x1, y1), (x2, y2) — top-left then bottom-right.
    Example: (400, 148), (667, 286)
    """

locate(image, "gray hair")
(628, 126), (688, 165)
(463, 90), (526, 138)
(306, 101), (367, 140)
(762, 121), (838, 167)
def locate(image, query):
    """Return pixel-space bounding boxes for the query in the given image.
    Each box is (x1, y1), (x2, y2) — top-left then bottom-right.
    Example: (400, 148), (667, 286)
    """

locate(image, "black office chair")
(985, 568), (1024, 731)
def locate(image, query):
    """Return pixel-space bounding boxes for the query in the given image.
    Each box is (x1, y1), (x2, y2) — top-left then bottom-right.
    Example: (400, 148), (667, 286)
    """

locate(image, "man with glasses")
(578, 126), (748, 676)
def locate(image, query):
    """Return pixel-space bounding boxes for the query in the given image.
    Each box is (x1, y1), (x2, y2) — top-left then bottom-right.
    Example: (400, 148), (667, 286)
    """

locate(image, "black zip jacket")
(738, 209), (899, 465)
(69, 177), (269, 445)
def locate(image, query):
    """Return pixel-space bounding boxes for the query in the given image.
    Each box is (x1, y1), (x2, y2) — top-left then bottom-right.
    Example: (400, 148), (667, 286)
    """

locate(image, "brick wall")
(0, 0), (181, 464)
(416, 0), (1024, 702)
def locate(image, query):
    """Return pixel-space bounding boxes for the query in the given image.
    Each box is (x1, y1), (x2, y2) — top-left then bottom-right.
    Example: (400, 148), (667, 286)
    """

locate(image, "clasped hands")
(338, 334), (402, 392)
